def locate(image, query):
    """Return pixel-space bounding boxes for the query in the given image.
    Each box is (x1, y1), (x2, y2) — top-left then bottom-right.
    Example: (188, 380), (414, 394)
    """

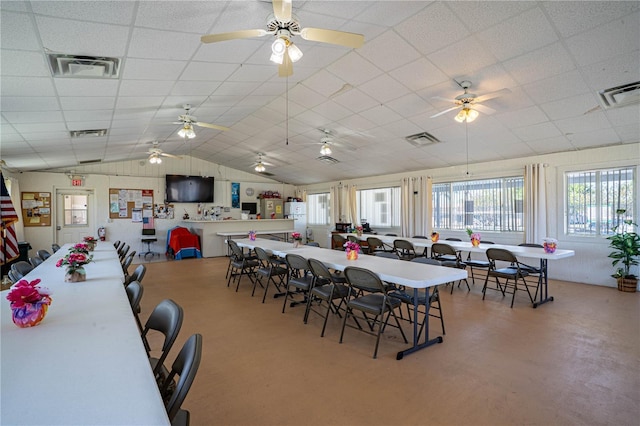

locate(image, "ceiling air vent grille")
(597, 81), (640, 109)
(257, 171), (275, 176)
(405, 131), (441, 147)
(70, 129), (108, 138)
(316, 155), (339, 164)
(78, 159), (102, 165)
(48, 54), (120, 79)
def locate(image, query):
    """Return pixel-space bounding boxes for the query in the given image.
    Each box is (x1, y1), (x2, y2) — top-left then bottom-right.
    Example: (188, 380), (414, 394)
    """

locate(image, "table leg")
(396, 287), (443, 360)
(533, 259), (554, 308)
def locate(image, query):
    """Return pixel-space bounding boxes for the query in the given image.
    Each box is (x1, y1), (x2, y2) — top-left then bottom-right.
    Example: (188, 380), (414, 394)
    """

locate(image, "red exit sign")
(71, 178), (83, 186)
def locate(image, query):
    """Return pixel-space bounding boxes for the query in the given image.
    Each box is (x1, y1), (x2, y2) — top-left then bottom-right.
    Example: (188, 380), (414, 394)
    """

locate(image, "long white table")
(1, 242), (169, 425)
(233, 238), (468, 360)
(344, 234), (575, 308)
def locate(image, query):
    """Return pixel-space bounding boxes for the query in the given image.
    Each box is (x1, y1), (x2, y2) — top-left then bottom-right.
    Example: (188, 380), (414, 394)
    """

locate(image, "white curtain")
(401, 176), (429, 237)
(330, 184), (356, 226)
(524, 164), (547, 244)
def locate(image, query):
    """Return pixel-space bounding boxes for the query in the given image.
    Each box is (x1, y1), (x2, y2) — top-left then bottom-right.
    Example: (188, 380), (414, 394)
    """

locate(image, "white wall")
(10, 156), (295, 260)
(301, 143), (640, 288)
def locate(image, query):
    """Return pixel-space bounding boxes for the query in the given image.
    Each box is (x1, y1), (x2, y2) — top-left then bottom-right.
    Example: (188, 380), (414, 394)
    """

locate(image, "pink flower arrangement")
(56, 252), (93, 273)
(6, 278), (52, 309)
(83, 236), (97, 243)
(343, 241), (361, 252)
(69, 243), (91, 254)
(292, 232), (302, 241)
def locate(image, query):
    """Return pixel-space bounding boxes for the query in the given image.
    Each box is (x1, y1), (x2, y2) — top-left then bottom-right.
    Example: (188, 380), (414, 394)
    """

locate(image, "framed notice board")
(21, 192), (52, 227)
(109, 188), (154, 220)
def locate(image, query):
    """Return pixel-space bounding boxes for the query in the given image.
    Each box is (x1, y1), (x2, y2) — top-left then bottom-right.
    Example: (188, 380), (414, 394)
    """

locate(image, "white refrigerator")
(284, 202), (307, 242)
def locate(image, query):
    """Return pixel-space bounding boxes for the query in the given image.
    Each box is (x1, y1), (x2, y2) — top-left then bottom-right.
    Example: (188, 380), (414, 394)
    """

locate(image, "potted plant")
(607, 209), (640, 292)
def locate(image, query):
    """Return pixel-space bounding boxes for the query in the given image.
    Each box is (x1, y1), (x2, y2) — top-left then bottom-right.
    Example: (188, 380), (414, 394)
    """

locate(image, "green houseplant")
(607, 209), (640, 292)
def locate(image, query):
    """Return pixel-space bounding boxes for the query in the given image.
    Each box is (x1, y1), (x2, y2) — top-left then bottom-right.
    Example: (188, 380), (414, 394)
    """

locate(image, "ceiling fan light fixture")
(149, 153), (162, 164)
(178, 123), (196, 139)
(287, 42), (303, 62)
(255, 162), (266, 172)
(454, 107), (479, 123)
(320, 143), (332, 156)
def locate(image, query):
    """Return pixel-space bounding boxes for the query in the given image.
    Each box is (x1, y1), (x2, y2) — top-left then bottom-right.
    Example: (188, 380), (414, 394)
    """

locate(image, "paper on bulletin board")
(132, 208), (143, 222)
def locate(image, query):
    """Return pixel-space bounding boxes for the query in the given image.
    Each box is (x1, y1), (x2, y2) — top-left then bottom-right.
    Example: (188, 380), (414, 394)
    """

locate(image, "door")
(55, 189), (95, 245)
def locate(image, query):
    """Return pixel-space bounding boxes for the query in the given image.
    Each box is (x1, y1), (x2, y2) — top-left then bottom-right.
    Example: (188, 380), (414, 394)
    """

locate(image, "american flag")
(1, 173), (20, 265)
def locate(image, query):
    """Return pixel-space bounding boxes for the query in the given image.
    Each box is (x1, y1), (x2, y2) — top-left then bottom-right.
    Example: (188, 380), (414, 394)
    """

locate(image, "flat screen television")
(241, 202), (257, 214)
(165, 175), (214, 203)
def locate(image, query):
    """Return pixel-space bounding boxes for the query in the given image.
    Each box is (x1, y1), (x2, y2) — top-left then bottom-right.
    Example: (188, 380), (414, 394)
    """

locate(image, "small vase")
(87, 242), (96, 251)
(11, 298), (51, 328)
(65, 268), (86, 282)
(346, 249), (358, 260)
(431, 233), (439, 242)
(471, 238), (481, 247)
(293, 240), (301, 248)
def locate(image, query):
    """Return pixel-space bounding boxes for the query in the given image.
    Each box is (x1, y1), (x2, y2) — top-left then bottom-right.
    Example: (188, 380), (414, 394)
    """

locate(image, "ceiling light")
(178, 123), (196, 139)
(255, 162), (266, 172)
(270, 38), (287, 64)
(320, 143), (332, 156)
(287, 42), (303, 62)
(149, 154), (162, 164)
(454, 107), (479, 123)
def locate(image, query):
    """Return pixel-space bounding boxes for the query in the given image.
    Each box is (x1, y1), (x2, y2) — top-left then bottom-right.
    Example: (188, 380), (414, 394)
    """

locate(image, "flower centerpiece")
(431, 231), (440, 242)
(355, 225), (363, 237)
(344, 240), (361, 260)
(248, 230), (256, 241)
(467, 228), (481, 246)
(292, 232), (302, 247)
(83, 236), (97, 251)
(543, 238), (558, 254)
(69, 242), (91, 255)
(56, 251), (93, 282)
(6, 278), (52, 328)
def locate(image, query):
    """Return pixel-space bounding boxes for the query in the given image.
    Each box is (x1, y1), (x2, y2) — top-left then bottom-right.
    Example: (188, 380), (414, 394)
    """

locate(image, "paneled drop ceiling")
(1, 1), (639, 185)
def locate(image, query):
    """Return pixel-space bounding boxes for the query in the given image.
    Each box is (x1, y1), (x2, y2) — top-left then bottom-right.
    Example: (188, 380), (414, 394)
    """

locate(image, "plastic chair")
(159, 333), (203, 425)
(10, 261), (34, 280)
(341, 266), (408, 359)
(51, 243), (61, 253)
(29, 256), (44, 267)
(482, 248), (533, 308)
(125, 264), (147, 287)
(126, 281), (144, 332)
(388, 257), (446, 336)
(393, 239), (417, 260)
(253, 247), (288, 303)
(227, 240), (259, 291)
(282, 254), (314, 314)
(37, 249), (51, 260)
(305, 258), (351, 337)
(121, 251), (136, 276)
(141, 299), (184, 378)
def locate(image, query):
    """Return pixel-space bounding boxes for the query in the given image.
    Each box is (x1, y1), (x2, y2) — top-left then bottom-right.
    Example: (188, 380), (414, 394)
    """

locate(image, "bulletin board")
(21, 192), (52, 227)
(109, 188), (154, 220)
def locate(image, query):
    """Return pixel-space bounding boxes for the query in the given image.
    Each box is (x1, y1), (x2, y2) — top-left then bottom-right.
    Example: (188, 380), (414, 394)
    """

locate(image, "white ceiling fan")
(173, 104), (229, 139)
(147, 142), (182, 164)
(200, 0), (365, 77)
(431, 80), (511, 123)
(251, 153), (274, 172)
(307, 128), (357, 155)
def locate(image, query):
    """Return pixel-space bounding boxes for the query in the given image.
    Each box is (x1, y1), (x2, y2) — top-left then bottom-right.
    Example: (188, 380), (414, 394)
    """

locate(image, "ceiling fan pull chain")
(285, 74), (289, 145)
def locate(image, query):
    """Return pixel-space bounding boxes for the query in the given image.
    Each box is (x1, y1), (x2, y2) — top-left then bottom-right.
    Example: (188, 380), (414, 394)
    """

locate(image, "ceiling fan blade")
(332, 141), (357, 152)
(160, 152), (182, 159)
(272, 0), (292, 22)
(300, 27), (364, 49)
(474, 88), (511, 103)
(430, 105), (462, 118)
(194, 121), (230, 131)
(201, 29), (268, 44)
(432, 96), (454, 103)
(583, 105), (601, 115)
(278, 54), (293, 77)
(472, 103), (496, 115)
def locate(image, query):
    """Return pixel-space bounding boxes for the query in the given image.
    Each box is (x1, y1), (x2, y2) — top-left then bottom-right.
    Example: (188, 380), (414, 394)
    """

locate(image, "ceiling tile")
(358, 30), (421, 73)
(127, 27), (200, 60)
(180, 61), (239, 81)
(30, 1), (136, 25)
(54, 78), (119, 97)
(448, 1), (536, 31)
(503, 42), (576, 85)
(388, 57), (449, 93)
(121, 58), (188, 80)
(326, 51), (383, 86)
(359, 73), (411, 104)
(59, 97), (116, 111)
(1, 96), (59, 112)
(332, 88), (379, 113)
(543, 1), (640, 38)
(1, 76), (55, 96)
(1, 11), (40, 51)
(512, 122), (563, 141)
(0, 50), (50, 77)
(398, 2), (469, 55)
(134, 1), (225, 33)
(118, 80), (175, 97)
(523, 70), (591, 104)
(3, 110), (63, 123)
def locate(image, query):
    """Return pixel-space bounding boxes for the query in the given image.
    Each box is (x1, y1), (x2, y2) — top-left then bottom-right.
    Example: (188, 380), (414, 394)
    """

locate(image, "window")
(307, 193), (330, 225)
(566, 167), (635, 236)
(432, 177), (524, 232)
(63, 194), (88, 226)
(356, 187), (401, 228)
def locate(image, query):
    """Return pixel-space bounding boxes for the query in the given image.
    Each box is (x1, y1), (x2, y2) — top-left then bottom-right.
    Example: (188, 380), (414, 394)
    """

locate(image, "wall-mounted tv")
(165, 175), (214, 203)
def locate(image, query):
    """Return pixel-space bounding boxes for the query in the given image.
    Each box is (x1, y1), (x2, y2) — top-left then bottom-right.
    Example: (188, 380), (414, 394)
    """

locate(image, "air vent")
(257, 171), (275, 176)
(78, 159), (102, 165)
(598, 81), (640, 109)
(405, 131), (441, 147)
(316, 155), (339, 164)
(70, 129), (108, 138)
(48, 54), (120, 78)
